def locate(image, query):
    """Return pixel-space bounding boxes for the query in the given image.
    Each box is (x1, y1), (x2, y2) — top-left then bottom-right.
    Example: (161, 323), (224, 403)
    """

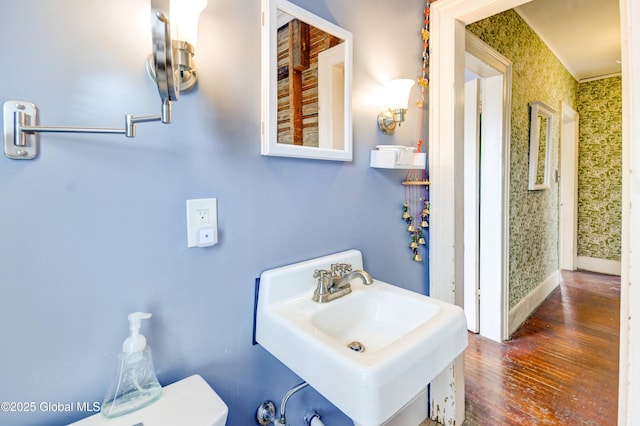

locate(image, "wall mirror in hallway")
(261, 0), (353, 161)
(528, 101), (555, 190)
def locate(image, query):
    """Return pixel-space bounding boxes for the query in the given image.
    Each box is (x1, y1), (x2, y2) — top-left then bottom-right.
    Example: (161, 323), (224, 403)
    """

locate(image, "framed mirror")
(261, 0), (353, 161)
(528, 101), (555, 190)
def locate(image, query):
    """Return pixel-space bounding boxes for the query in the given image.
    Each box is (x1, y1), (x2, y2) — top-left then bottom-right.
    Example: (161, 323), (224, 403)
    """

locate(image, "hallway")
(423, 270), (620, 425)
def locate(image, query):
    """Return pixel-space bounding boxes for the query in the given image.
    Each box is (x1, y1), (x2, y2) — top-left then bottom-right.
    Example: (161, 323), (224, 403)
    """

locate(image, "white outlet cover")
(186, 198), (218, 248)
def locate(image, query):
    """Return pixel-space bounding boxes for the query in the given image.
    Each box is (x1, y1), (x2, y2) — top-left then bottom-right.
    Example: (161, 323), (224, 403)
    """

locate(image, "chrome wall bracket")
(3, 100), (172, 160)
(4, 101), (38, 159)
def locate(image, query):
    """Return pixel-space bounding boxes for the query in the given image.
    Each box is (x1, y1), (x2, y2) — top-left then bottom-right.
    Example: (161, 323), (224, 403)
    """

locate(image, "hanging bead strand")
(400, 0), (432, 262)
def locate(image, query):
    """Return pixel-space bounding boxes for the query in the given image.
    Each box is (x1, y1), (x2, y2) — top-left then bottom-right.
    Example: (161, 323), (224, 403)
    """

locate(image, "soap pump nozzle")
(123, 312), (152, 353)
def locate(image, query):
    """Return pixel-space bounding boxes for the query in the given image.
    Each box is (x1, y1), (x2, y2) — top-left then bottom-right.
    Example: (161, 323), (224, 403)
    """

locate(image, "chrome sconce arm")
(3, 0), (206, 160)
(3, 99), (172, 160)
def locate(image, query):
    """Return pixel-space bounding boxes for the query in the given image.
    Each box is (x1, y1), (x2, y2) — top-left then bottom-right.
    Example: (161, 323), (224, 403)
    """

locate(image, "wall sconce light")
(377, 79), (415, 135)
(147, 0), (207, 93)
(3, 0), (205, 160)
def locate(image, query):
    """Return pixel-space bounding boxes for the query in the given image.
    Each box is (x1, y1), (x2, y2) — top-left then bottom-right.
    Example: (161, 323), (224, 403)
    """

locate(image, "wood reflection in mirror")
(277, 16), (344, 147)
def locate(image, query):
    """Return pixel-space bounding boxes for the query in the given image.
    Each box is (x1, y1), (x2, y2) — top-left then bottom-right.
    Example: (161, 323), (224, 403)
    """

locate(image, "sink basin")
(256, 250), (468, 426)
(310, 287), (440, 354)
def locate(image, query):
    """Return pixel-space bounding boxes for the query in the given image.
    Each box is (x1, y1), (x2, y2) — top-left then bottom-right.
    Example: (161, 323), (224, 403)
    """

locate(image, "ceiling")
(514, 0), (621, 82)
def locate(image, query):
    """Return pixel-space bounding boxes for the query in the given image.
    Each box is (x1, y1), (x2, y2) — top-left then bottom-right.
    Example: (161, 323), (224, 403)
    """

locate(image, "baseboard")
(509, 270), (560, 336)
(576, 256), (621, 276)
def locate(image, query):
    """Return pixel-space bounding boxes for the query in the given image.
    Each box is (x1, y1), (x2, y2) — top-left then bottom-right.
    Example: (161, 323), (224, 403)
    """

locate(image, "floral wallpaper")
(467, 10), (578, 308)
(576, 77), (622, 261)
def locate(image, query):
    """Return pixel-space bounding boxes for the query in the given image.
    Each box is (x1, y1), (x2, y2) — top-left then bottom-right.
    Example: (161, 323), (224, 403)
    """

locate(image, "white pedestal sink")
(255, 250), (468, 426)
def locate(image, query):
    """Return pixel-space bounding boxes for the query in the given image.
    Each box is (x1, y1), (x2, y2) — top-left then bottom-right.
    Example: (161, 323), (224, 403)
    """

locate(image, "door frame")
(463, 76), (481, 333)
(559, 102), (579, 271)
(463, 32), (512, 342)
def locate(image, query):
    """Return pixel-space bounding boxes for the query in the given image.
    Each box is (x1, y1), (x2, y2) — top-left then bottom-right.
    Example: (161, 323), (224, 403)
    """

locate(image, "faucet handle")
(330, 264), (340, 277)
(330, 263), (352, 278)
(313, 269), (332, 284)
(313, 269), (332, 297)
(314, 269), (332, 279)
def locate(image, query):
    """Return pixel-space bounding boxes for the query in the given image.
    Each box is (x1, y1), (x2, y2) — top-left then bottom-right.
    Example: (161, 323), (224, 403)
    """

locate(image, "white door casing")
(559, 103), (579, 271)
(463, 77), (481, 333)
(464, 32), (512, 343)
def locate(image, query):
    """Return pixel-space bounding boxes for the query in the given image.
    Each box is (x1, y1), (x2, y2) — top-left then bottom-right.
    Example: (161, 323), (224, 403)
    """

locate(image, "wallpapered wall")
(467, 10), (577, 308)
(577, 76), (622, 261)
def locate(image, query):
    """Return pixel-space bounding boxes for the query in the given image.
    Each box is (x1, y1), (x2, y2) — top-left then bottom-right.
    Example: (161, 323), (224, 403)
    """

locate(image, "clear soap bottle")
(101, 312), (162, 418)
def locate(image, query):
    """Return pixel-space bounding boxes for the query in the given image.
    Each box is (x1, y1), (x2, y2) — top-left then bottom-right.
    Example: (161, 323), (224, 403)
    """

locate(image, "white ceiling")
(515, 0), (621, 82)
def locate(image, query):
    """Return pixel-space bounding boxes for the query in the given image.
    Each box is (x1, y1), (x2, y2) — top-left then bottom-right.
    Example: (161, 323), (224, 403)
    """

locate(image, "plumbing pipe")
(278, 382), (309, 425)
(304, 410), (325, 426)
(256, 382), (314, 426)
(309, 417), (325, 426)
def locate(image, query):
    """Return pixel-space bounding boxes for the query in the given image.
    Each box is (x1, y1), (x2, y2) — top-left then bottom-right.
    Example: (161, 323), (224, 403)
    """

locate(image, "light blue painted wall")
(0, 0), (427, 425)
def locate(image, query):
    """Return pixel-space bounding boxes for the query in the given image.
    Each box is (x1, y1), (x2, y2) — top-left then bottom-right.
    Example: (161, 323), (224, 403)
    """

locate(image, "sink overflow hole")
(347, 341), (365, 353)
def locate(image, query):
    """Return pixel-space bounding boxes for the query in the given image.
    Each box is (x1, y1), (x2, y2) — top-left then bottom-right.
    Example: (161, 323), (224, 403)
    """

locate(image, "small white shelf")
(370, 148), (426, 169)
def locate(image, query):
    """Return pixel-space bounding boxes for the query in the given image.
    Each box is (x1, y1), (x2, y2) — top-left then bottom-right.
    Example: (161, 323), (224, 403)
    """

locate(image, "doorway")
(462, 32), (511, 342)
(428, 0), (637, 422)
(559, 103), (579, 271)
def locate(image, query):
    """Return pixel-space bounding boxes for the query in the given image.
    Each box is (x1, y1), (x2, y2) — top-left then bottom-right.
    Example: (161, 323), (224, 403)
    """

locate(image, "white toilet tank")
(69, 374), (228, 426)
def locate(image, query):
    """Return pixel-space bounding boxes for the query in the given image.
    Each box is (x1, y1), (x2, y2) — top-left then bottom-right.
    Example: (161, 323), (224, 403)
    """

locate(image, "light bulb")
(385, 79), (415, 111)
(170, 0), (207, 47)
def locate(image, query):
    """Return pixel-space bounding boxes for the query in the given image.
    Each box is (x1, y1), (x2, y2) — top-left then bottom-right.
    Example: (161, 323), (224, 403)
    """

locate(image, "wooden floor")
(421, 270), (620, 425)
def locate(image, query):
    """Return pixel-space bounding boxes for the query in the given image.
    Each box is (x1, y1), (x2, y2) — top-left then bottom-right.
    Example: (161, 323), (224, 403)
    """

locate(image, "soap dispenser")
(101, 312), (162, 418)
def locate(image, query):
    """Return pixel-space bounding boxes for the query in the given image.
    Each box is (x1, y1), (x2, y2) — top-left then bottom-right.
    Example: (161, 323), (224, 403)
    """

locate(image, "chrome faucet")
(333, 268), (374, 288)
(312, 263), (374, 303)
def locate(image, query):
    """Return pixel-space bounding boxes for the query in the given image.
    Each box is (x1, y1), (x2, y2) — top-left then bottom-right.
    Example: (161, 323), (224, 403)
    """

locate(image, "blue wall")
(0, 0), (427, 424)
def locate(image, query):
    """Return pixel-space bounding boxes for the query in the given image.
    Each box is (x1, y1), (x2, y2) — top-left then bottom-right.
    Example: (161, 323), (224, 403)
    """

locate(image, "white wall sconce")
(3, 0), (205, 160)
(147, 0), (207, 93)
(377, 79), (415, 135)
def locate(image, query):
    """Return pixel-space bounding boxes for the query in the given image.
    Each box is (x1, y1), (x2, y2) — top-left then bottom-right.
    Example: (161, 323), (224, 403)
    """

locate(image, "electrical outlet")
(197, 209), (209, 224)
(186, 198), (218, 248)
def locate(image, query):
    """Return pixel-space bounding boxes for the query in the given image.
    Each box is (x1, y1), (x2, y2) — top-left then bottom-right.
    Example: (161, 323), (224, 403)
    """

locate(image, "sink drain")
(347, 341), (365, 353)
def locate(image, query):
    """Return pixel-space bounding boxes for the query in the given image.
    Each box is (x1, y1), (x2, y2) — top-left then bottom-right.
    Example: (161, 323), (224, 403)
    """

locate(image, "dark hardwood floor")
(422, 270), (620, 425)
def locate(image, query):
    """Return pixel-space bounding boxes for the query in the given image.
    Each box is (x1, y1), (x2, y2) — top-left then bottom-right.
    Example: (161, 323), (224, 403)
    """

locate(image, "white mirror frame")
(528, 101), (555, 190)
(260, 0), (353, 161)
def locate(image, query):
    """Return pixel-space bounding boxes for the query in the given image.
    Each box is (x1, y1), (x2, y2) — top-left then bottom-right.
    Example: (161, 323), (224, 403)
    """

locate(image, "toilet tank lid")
(69, 374), (228, 426)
